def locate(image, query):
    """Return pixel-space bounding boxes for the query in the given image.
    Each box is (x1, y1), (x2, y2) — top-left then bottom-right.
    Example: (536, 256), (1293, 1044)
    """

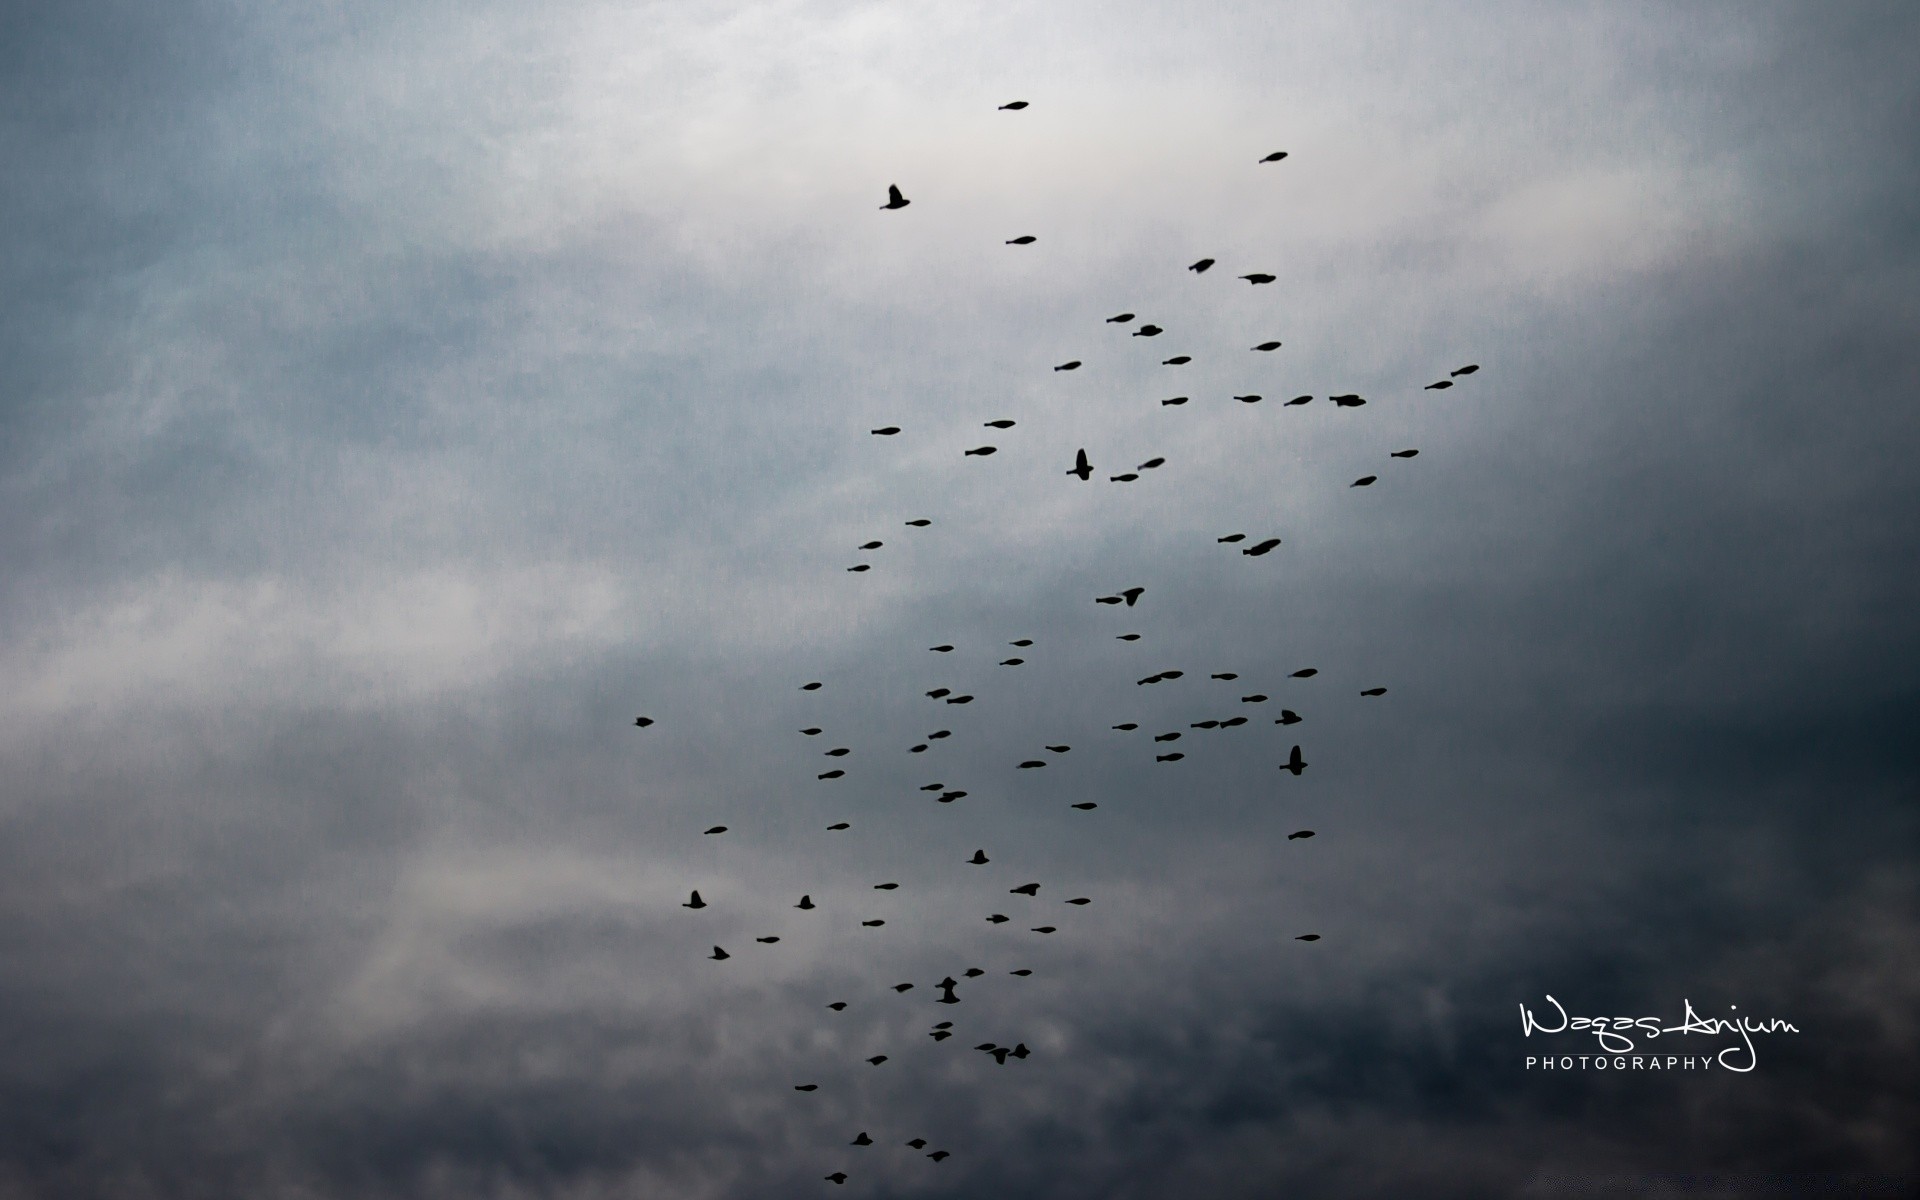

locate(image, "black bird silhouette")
(1218, 533), (1246, 543)
(1189, 258), (1215, 273)
(1288, 830), (1315, 840)
(1391, 449), (1419, 458)
(1054, 361), (1081, 371)
(1011, 883), (1040, 896)
(757, 936), (780, 943)
(937, 977), (959, 1004)
(1001, 658), (1025, 666)
(1260, 151), (1289, 162)
(1291, 668), (1318, 678)
(1138, 457), (1165, 470)
(1069, 448), (1093, 480)
(799, 1083), (821, 1091)
(1329, 393), (1365, 406)
(965, 446), (997, 456)
(704, 826), (727, 835)
(929, 730), (952, 738)
(985, 419), (1016, 429)
(1108, 312), (1136, 323)
(1046, 744), (1070, 753)
(1241, 273), (1275, 284)
(989, 1047), (1009, 1064)
(1253, 341), (1282, 351)
(1011, 638), (1034, 647)
(930, 645), (953, 653)
(1117, 633), (1142, 641)
(1281, 745), (1308, 775)
(920, 782), (945, 792)
(892, 983), (913, 993)
(874, 882), (899, 890)
(906, 1138), (928, 1149)
(1018, 760), (1046, 769)
(1285, 394), (1313, 406)
(1161, 670), (1185, 679)
(802, 681), (823, 691)
(939, 790), (966, 802)
(999, 100), (1028, 110)
(859, 541), (882, 550)
(846, 564), (870, 572)
(1071, 802), (1097, 810)
(1222, 716), (1248, 727)
(1031, 926), (1057, 934)
(929, 1151), (951, 1162)
(1425, 380), (1453, 390)
(1212, 672), (1238, 680)
(934, 1020), (954, 1028)
(710, 946), (729, 960)
(797, 895), (816, 909)
(964, 968), (984, 977)
(1113, 722), (1139, 730)
(1452, 363), (1480, 375)
(1122, 587), (1146, 606)
(827, 822), (850, 830)
(905, 518), (932, 526)
(633, 716), (654, 727)
(987, 914), (1009, 923)
(825, 747), (851, 757)
(927, 688), (951, 699)
(947, 694), (974, 704)
(881, 184), (909, 210)
(1243, 694), (1267, 702)
(1155, 732), (1181, 742)
(851, 1133), (872, 1146)
(861, 920), (883, 927)
(683, 890), (706, 909)
(1010, 968), (1034, 975)
(1244, 538), (1281, 556)
(871, 426), (900, 437)
(1011, 1043), (1031, 1058)
(1006, 235), (1036, 245)
(1162, 396), (1189, 406)
(819, 770), (844, 780)
(1191, 719), (1220, 729)
(1067, 897), (1091, 905)
(867, 1055), (888, 1065)
(825, 1172), (846, 1184)
(1162, 355), (1192, 365)
(1236, 394), (1262, 404)
(1157, 752), (1185, 762)
(969, 849), (989, 865)
(1097, 595), (1123, 605)
(1277, 709), (1302, 725)
(1352, 475), (1377, 487)
(1362, 687), (1388, 696)
(1296, 934), (1322, 941)
(826, 1002), (846, 1011)
(1133, 324), (1163, 337)
(1110, 473), (1138, 482)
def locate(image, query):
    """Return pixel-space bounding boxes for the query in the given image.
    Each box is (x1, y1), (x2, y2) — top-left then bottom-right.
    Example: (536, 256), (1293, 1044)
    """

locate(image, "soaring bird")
(1031, 926), (1057, 934)
(825, 1172), (846, 1185)
(846, 564), (870, 572)
(1191, 719), (1220, 729)
(1289, 830), (1315, 840)
(703, 826), (727, 835)
(825, 747), (850, 757)
(683, 890), (706, 909)
(881, 184), (909, 210)
(1452, 363), (1480, 376)
(860, 920), (883, 927)
(1138, 457), (1165, 470)
(1253, 341), (1282, 351)
(710, 946), (729, 960)
(858, 541), (882, 550)
(796, 895), (815, 909)
(1110, 473), (1138, 482)
(1000, 658), (1025, 666)
(1154, 732), (1180, 742)
(1212, 672), (1238, 680)
(905, 518), (932, 526)
(1222, 717), (1248, 727)
(1425, 380), (1453, 390)
(964, 446), (997, 456)
(938, 791), (967, 802)
(1281, 745), (1308, 775)
(926, 688), (951, 699)
(928, 730), (952, 738)
(1277, 709), (1302, 725)
(1162, 355), (1192, 365)
(633, 716), (654, 727)
(874, 882), (899, 890)
(1244, 538), (1281, 556)
(906, 1138), (928, 1149)
(1006, 236), (1036, 245)
(947, 694), (974, 704)
(1391, 449), (1419, 458)
(1157, 752), (1185, 762)
(1108, 312), (1136, 323)
(1045, 744), (1070, 753)
(826, 1002), (846, 1011)
(871, 426), (900, 435)
(1236, 394), (1262, 404)
(929, 644), (954, 652)
(819, 770), (845, 780)
(919, 783), (946, 792)
(1362, 687), (1388, 696)
(963, 968), (984, 978)
(827, 822), (850, 830)
(891, 983), (913, 993)
(984, 419), (1016, 430)
(1010, 883), (1040, 896)
(1117, 633), (1142, 641)
(756, 936), (780, 943)
(1260, 151), (1289, 162)
(1132, 324), (1163, 337)
(1242, 694), (1267, 702)
(1240, 273), (1275, 284)
(999, 100), (1029, 110)
(1122, 587), (1146, 606)
(1285, 394), (1313, 406)
(867, 1056), (888, 1065)
(1296, 934), (1322, 941)
(1162, 396), (1189, 406)
(1113, 722), (1139, 730)
(799, 1082), (821, 1090)
(1097, 595), (1123, 605)
(1011, 638), (1034, 647)
(1330, 395), (1367, 408)
(802, 681), (823, 690)
(1352, 475), (1377, 487)
(1189, 258), (1215, 273)
(1010, 968), (1034, 976)
(928, 1151), (951, 1162)
(851, 1133), (873, 1146)
(1018, 760), (1046, 769)
(1071, 802), (1097, 810)
(969, 849), (989, 865)
(1068, 448), (1093, 480)
(987, 914), (1009, 923)
(1291, 667), (1318, 678)
(1066, 897), (1091, 905)
(1218, 533), (1246, 543)
(1054, 361), (1081, 371)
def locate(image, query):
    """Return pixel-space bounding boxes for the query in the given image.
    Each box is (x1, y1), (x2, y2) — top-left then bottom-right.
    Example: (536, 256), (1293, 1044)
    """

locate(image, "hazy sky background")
(3, 2), (1917, 1197)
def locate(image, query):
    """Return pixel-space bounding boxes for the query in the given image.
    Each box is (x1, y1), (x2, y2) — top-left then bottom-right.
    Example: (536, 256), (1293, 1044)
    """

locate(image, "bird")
(929, 730), (951, 739)
(1108, 312), (1136, 323)
(1242, 694), (1267, 703)
(1132, 324), (1163, 337)
(861, 920), (883, 927)
(633, 716), (654, 728)
(1066, 897), (1091, 905)
(1244, 538), (1281, 556)
(1189, 258), (1215, 273)
(756, 936), (779, 943)
(988, 1048), (1010, 1065)
(1285, 394), (1313, 406)
(1157, 753), (1185, 762)
(1222, 716), (1248, 727)
(1212, 672), (1238, 680)
(846, 564), (869, 572)
(1054, 361), (1082, 371)
(1391, 449), (1419, 458)
(1122, 587), (1146, 606)
(710, 946), (729, 960)
(937, 978), (959, 1004)
(947, 694), (974, 704)
(819, 770), (844, 780)
(1162, 396), (1189, 406)
(909, 743), (928, 753)
(1110, 473), (1138, 482)
(1296, 934), (1321, 942)
(1069, 449), (1093, 480)
(870, 426), (900, 436)
(928, 1151), (951, 1162)
(1277, 709), (1302, 725)
(796, 895), (815, 909)
(1236, 394), (1262, 404)
(1241, 273), (1275, 284)
(1452, 363), (1480, 375)
(1281, 745), (1308, 775)
(1006, 235), (1036, 245)
(999, 100), (1028, 110)
(1097, 594), (1123, 605)
(1253, 341), (1282, 351)
(800, 727), (822, 735)
(891, 984), (913, 993)
(703, 826), (727, 835)
(859, 540), (882, 550)
(929, 644), (953, 653)
(1071, 802), (1097, 810)
(874, 882), (898, 890)
(826, 1002), (846, 1011)
(1361, 687), (1388, 696)
(1351, 475), (1377, 487)
(1113, 722), (1139, 730)
(1260, 150), (1289, 162)
(1000, 658), (1025, 666)
(1191, 719), (1220, 729)
(798, 1083), (820, 1091)
(1010, 968), (1034, 976)
(683, 890), (706, 909)
(927, 688), (951, 699)
(987, 914), (1009, 923)
(964, 968), (984, 978)
(1011, 883), (1040, 896)
(1117, 633), (1142, 641)
(1154, 732), (1181, 742)
(1046, 744), (1070, 753)
(1160, 670), (1185, 679)
(867, 1055), (888, 1065)
(984, 419), (1016, 429)
(930, 1029), (951, 1041)
(1218, 533), (1246, 543)
(1138, 673), (1163, 685)
(802, 681), (823, 690)
(851, 1133), (872, 1146)
(1162, 355), (1192, 365)
(906, 1138), (928, 1149)
(825, 1172), (846, 1185)
(1138, 457), (1165, 470)
(1289, 830), (1315, 840)
(825, 747), (850, 757)
(969, 849), (989, 865)
(920, 782), (946, 791)
(1011, 638), (1034, 647)
(905, 518), (931, 526)
(965, 445), (997, 456)
(1425, 380), (1453, 390)
(881, 184), (909, 210)
(934, 1020), (953, 1028)
(1329, 393), (1365, 407)
(1018, 760), (1046, 769)
(938, 790), (967, 802)
(1031, 926), (1057, 934)
(1011, 1043), (1031, 1059)
(1291, 668), (1318, 678)
(827, 822), (850, 830)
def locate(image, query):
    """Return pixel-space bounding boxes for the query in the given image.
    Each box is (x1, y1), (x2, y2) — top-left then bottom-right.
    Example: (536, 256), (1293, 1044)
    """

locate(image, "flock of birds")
(643, 100), (1485, 1188)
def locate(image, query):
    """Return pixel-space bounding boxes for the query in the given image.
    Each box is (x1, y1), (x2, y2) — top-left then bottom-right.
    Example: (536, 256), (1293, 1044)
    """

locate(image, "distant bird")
(871, 426), (900, 435)
(1161, 670), (1185, 679)
(1361, 687), (1388, 696)
(1133, 324), (1163, 337)
(1241, 273), (1275, 284)
(989, 1048), (1010, 1064)
(1097, 595), (1123, 605)
(1236, 394), (1262, 404)
(1244, 538), (1281, 556)
(1069, 448), (1093, 480)
(1011, 1043), (1031, 1059)
(881, 184), (909, 210)
(874, 882), (899, 890)
(1351, 475), (1377, 487)
(969, 849), (989, 865)
(1108, 312), (1136, 323)
(1296, 934), (1322, 941)
(963, 968), (984, 978)
(1189, 258), (1215, 273)
(1006, 236), (1037, 245)
(1162, 396), (1190, 406)
(825, 747), (851, 757)
(905, 518), (932, 526)
(827, 822), (849, 830)
(1289, 830), (1315, 840)
(633, 716), (654, 728)
(851, 1133), (872, 1146)
(1138, 673), (1163, 685)
(826, 1002), (845, 1011)
(1010, 638), (1034, 647)
(1138, 457), (1165, 470)
(859, 540), (882, 550)
(1154, 732), (1181, 742)
(1277, 709), (1302, 725)
(819, 770), (844, 780)
(1071, 802), (1097, 810)
(1218, 533), (1246, 543)
(1018, 760), (1046, 769)
(927, 688), (951, 699)
(965, 446), (997, 456)
(704, 826), (727, 835)
(929, 730), (952, 738)
(939, 791), (967, 802)
(1067, 897), (1091, 906)
(1046, 744), (1070, 753)
(1117, 633), (1141, 641)
(947, 694), (974, 704)
(867, 1055), (888, 1065)
(825, 1172), (846, 1185)
(1391, 449), (1419, 458)
(1157, 752), (1185, 762)
(920, 783), (946, 791)
(799, 1083), (820, 1091)
(1011, 883), (1040, 896)
(1113, 722), (1139, 730)
(985, 419), (1016, 429)
(892, 983), (913, 993)
(928, 1151), (951, 1162)
(683, 890), (706, 909)
(1212, 672), (1238, 680)
(802, 681), (823, 691)
(796, 895), (815, 909)
(1242, 694), (1267, 702)
(1253, 341), (1282, 351)
(1122, 587), (1145, 606)
(1222, 717), (1247, 727)
(1001, 658), (1025, 666)
(987, 914), (1009, 923)
(909, 743), (927, 753)
(1054, 361), (1081, 371)
(1291, 668), (1318, 678)
(906, 1138), (928, 1149)
(930, 644), (954, 652)
(861, 920), (883, 927)
(1329, 394), (1365, 407)
(1110, 473), (1138, 482)
(710, 946), (729, 960)
(757, 936), (779, 943)
(1452, 364), (1479, 375)
(937, 978), (959, 1004)
(1191, 719), (1220, 729)
(1031, 926), (1056, 934)
(846, 564), (870, 572)
(1425, 380), (1452, 390)
(999, 100), (1028, 110)
(1260, 151), (1289, 162)
(1285, 394), (1313, 406)
(1281, 745), (1308, 775)
(1011, 968), (1034, 976)
(1162, 355), (1192, 365)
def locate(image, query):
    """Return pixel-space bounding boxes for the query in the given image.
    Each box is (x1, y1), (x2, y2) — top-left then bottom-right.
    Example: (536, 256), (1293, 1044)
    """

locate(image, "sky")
(2, 1), (1917, 1197)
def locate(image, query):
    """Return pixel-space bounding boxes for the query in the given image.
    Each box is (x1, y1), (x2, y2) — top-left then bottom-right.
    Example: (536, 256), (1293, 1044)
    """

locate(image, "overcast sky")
(2, 2), (1917, 1197)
